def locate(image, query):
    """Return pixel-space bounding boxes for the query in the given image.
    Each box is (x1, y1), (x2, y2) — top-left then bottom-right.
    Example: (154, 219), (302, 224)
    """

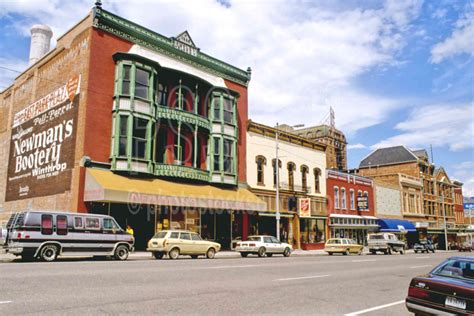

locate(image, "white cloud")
(347, 143), (367, 150)
(0, 58), (28, 91)
(371, 103), (474, 151)
(0, 0), (423, 134)
(431, 7), (474, 63)
(452, 161), (474, 197)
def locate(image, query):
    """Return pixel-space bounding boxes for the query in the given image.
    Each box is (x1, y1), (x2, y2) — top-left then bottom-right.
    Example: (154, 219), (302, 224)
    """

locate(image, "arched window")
(255, 156), (266, 185)
(314, 168), (321, 193)
(334, 186), (340, 209)
(341, 187), (347, 209)
(287, 162), (296, 191)
(350, 189), (355, 210)
(358, 190), (362, 197)
(301, 165), (309, 192)
(272, 159), (282, 187)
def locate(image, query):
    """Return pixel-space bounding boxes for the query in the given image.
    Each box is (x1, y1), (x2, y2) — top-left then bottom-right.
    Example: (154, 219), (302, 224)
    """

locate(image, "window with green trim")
(223, 139), (233, 173)
(213, 137), (220, 171)
(213, 95), (221, 121)
(156, 83), (168, 106)
(135, 68), (150, 100)
(118, 115), (128, 156)
(223, 97), (233, 124)
(122, 65), (131, 95)
(131, 117), (148, 159)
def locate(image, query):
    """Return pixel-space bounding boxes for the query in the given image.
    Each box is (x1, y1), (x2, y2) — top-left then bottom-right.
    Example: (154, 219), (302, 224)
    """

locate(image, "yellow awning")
(84, 168), (266, 211)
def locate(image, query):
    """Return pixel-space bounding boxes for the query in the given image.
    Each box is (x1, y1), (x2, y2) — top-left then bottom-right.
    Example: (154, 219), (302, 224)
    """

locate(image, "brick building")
(358, 146), (466, 249)
(326, 170), (377, 245)
(0, 4), (266, 249)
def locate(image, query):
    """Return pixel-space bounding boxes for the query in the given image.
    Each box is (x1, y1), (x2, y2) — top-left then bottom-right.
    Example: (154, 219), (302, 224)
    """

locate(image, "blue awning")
(378, 219), (416, 233)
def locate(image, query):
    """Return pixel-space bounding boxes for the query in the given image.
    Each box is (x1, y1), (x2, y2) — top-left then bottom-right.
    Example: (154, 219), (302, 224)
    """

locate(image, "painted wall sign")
(5, 75), (81, 201)
(357, 196), (369, 211)
(299, 198), (311, 218)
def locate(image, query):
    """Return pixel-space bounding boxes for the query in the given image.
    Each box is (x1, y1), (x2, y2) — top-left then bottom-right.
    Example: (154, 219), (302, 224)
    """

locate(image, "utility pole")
(275, 123), (280, 241)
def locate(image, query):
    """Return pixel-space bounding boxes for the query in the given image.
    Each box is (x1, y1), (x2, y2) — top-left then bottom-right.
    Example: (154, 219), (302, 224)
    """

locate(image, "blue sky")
(0, 0), (473, 195)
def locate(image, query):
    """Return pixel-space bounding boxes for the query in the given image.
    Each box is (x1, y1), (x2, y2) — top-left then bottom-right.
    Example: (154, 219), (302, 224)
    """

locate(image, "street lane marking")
(0, 301), (12, 305)
(409, 265), (432, 269)
(345, 300), (405, 315)
(275, 274), (330, 281)
(209, 264), (258, 269)
(351, 259), (376, 263)
(415, 256), (430, 259)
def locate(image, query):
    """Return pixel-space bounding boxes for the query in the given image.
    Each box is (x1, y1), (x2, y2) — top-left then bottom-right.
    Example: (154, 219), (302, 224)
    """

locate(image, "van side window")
(57, 215), (68, 235)
(41, 215), (53, 235)
(103, 218), (118, 230)
(74, 217), (83, 229)
(85, 217), (100, 230)
(170, 232), (179, 239)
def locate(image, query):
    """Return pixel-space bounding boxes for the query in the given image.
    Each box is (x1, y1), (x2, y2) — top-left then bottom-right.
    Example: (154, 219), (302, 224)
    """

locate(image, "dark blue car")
(406, 256), (474, 315)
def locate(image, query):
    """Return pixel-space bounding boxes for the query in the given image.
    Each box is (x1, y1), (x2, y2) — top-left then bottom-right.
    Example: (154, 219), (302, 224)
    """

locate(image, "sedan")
(406, 256), (473, 315)
(324, 238), (363, 255)
(235, 235), (292, 257)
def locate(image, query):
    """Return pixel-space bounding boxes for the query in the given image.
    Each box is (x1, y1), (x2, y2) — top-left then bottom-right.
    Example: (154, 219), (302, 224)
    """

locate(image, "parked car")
(324, 238), (363, 255)
(368, 233), (405, 255)
(0, 211), (134, 262)
(406, 256), (474, 315)
(414, 240), (436, 253)
(457, 242), (473, 252)
(234, 235), (292, 257)
(146, 230), (221, 259)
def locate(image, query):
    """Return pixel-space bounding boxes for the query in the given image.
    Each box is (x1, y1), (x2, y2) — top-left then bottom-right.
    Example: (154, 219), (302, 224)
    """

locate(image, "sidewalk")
(0, 248), (459, 262)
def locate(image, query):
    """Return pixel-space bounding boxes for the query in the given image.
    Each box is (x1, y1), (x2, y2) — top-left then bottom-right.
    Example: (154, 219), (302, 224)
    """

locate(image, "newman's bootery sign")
(6, 75), (80, 201)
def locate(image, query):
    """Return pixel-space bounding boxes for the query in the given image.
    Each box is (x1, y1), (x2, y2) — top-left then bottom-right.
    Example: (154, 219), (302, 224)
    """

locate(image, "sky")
(0, 0), (473, 195)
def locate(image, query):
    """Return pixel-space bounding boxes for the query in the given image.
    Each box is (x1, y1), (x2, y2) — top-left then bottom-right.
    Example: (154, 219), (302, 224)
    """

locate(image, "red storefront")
(326, 170), (377, 245)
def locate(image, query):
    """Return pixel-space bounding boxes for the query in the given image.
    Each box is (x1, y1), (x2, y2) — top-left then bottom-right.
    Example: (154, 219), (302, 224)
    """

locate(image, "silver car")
(235, 235), (292, 257)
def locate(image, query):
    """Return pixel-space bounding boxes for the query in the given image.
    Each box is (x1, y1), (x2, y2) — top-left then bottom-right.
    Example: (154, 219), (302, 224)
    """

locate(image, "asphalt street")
(0, 251), (462, 315)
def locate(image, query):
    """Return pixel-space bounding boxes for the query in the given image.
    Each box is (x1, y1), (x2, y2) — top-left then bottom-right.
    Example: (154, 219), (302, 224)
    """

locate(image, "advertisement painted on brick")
(5, 75), (81, 201)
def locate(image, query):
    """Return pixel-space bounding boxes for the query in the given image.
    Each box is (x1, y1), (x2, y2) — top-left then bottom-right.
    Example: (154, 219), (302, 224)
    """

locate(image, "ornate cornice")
(93, 8), (250, 86)
(156, 107), (211, 130)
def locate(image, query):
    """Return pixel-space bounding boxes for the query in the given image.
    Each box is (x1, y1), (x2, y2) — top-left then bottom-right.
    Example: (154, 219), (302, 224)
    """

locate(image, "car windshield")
(247, 236), (261, 241)
(153, 231), (168, 239)
(327, 239), (340, 244)
(369, 235), (384, 240)
(432, 259), (474, 280)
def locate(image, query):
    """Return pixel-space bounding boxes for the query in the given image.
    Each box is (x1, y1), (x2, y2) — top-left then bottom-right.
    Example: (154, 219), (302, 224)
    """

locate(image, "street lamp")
(275, 122), (304, 241)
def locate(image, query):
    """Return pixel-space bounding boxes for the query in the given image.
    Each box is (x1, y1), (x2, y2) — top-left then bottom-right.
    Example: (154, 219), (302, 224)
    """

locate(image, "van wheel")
(40, 245), (58, 262)
(153, 252), (164, 259)
(257, 247), (266, 257)
(206, 248), (216, 259)
(399, 248), (405, 255)
(114, 245), (129, 261)
(169, 248), (180, 260)
(283, 247), (291, 257)
(240, 252), (248, 257)
(387, 248), (392, 255)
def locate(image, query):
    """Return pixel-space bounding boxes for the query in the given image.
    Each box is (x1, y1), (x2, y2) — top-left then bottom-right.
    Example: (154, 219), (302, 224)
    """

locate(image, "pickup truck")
(368, 233), (406, 255)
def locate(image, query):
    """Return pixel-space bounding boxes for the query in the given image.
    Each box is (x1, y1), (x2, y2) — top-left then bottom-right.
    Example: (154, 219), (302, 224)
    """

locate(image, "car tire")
(358, 249), (363, 256)
(114, 245), (129, 261)
(40, 245), (59, 262)
(206, 248), (216, 259)
(169, 247), (180, 260)
(153, 252), (164, 259)
(343, 249), (349, 256)
(414, 250), (418, 253)
(387, 248), (392, 255)
(370, 250), (376, 255)
(399, 248), (404, 255)
(328, 252), (333, 256)
(191, 255), (199, 259)
(283, 247), (291, 257)
(240, 252), (248, 257)
(257, 247), (266, 257)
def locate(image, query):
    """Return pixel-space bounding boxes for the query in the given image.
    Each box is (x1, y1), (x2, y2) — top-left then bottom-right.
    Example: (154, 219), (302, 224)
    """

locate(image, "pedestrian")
(126, 225), (134, 236)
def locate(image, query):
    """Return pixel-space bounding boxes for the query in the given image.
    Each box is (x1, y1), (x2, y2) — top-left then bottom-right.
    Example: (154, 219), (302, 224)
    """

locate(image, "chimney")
(29, 24), (53, 66)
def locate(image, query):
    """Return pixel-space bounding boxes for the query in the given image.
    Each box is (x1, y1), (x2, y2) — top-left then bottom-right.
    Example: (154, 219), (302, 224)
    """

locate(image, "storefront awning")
(84, 168), (266, 211)
(378, 219), (416, 233)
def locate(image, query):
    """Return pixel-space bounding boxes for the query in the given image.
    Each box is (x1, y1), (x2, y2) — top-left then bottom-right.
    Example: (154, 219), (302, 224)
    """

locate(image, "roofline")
(359, 159), (418, 169)
(247, 120), (327, 152)
(359, 145), (420, 169)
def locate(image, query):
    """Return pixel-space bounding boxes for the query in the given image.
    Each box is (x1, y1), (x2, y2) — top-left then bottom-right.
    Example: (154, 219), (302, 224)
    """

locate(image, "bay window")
(118, 115), (128, 156)
(135, 68), (150, 99)
(131, 117), (148, 159)
(223, 138), (233, 173)
(213, 137), (220, 171)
